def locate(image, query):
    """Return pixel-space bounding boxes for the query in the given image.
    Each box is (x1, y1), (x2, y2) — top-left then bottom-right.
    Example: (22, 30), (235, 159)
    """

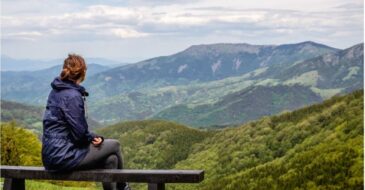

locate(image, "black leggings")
(74, 139), (126, 190)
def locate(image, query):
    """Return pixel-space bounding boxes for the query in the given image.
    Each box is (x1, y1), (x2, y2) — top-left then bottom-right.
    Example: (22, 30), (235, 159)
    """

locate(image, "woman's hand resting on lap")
(92, 137), (103, 146)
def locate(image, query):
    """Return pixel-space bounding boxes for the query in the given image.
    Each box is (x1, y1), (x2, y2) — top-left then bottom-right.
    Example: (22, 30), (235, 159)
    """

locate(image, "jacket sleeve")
(61, 95), (103, 145)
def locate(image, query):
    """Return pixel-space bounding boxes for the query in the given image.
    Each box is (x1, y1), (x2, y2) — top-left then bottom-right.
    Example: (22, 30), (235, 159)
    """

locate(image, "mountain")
(0, 100), (102, 136)
(95, 90), (363, 190)
(88, 43), (362, 125)
(151, 43), (364, 127)
(153, 85), (323, 127)
(1, 63), (110, 104)
(85, 41), (338, 99)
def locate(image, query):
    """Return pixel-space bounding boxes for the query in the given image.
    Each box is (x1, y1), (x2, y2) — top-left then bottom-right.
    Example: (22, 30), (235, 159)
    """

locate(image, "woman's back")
(42, 76), (91, 171)
(42, 54), (131, 189)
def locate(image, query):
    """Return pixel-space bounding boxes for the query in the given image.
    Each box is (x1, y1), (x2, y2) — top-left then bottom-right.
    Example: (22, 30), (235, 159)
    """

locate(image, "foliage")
(96, 120), (214, 169)
(25, 180), (98, 190)
(1, 121), (42, 166)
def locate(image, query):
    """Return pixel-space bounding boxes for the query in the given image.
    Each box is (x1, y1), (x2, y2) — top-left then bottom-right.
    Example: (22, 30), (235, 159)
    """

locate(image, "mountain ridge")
(150, 43), (363, 127)
(85, 41), (338, 99)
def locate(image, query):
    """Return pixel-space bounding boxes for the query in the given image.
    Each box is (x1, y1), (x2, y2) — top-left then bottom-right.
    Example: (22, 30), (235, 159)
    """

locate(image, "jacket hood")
(51, 77), (89, 96)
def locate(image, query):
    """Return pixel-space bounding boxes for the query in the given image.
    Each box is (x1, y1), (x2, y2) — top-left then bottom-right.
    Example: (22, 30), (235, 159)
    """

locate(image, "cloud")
(3, 31), (43, 41)
(2, 3), (362, 40)
(111, 28), (149, 38)
(1, 0), (363, 60)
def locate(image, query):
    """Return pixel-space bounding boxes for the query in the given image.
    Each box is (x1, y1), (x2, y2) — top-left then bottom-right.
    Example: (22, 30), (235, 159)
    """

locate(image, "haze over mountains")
(1, 64), (111, 104)
(1, 55), (124, 71)
(1, 41), (363, 127)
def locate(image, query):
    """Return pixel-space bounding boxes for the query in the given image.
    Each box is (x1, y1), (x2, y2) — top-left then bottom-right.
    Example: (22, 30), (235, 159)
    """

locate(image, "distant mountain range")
(1, 41), (363, 127)
(1, 55), (124, 71)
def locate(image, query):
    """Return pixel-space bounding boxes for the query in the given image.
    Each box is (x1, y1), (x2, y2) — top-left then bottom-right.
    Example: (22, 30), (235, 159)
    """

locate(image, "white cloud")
(111, 28), (149, 38)
(3, 31), (43, 41)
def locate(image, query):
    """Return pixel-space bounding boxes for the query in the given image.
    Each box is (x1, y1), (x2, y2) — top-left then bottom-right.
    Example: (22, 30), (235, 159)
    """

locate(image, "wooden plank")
(3, 178), (25, 190)
(148, 183), (165, 190)
(0, 166), (204, 183)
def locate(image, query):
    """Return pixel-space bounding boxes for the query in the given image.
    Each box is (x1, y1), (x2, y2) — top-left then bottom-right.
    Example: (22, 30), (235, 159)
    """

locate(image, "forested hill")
(96, 89), (363, 190)
(153, 85), (323, 127)
(172, 89), (363, 190)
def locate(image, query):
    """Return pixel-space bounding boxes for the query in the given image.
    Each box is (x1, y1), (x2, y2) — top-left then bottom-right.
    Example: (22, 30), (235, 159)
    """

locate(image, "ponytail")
(60, 68), (71, 81)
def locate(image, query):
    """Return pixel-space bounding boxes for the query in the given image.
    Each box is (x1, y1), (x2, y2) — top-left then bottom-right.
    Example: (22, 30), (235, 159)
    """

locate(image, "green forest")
(1, 90), (363, 189)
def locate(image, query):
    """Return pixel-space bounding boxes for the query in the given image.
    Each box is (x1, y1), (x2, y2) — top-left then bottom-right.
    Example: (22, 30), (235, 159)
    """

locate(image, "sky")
(1, 0), (364, 63)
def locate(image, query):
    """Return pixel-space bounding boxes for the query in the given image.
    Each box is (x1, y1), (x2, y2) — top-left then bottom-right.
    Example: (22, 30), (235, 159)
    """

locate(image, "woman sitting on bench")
(42, 54), (131, 190)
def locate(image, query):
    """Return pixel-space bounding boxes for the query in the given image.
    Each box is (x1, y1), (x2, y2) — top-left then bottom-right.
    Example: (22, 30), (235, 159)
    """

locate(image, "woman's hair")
(60, 54), (87, 83)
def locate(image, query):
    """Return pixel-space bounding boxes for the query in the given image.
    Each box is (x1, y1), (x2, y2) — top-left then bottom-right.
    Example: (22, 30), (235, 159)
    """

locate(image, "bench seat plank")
(0, 166), (204, 184)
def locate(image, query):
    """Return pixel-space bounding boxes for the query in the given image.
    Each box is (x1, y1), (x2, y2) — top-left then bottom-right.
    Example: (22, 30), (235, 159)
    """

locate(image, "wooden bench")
(0, 166), (204, 190)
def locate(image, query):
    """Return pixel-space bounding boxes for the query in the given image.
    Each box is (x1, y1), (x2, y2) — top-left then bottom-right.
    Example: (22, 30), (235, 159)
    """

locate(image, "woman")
(42, 54), (131, 190)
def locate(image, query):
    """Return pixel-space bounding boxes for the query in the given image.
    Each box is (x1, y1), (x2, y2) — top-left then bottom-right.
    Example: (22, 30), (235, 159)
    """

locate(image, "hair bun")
(59, 54), (87, 82)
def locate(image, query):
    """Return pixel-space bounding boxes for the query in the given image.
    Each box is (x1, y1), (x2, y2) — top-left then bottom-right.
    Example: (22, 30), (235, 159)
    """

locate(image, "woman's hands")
(92, 137), (103, 146)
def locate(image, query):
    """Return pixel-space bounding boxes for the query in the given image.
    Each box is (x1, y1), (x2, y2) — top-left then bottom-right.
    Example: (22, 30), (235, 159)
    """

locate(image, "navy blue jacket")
(42, 77), (101, 172)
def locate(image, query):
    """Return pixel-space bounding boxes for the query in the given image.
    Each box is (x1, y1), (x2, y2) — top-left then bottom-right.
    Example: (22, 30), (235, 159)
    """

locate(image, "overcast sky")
(1, 0), (364, 63)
